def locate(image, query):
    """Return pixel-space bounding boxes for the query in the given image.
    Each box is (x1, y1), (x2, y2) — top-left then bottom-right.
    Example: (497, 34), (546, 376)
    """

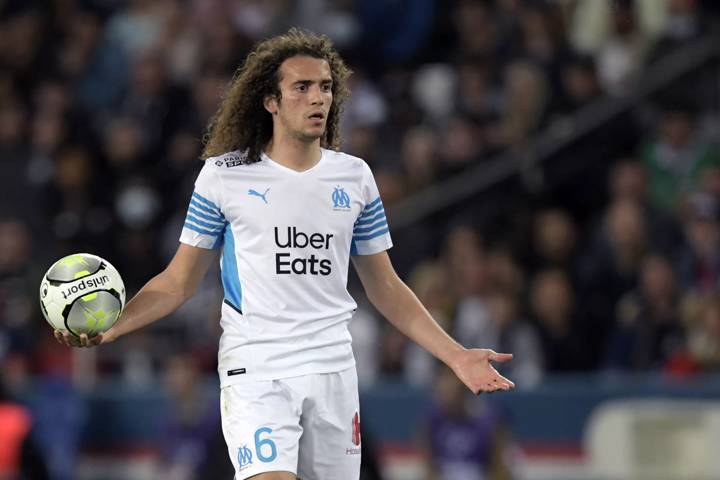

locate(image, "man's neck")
(265, 135), (322, 172)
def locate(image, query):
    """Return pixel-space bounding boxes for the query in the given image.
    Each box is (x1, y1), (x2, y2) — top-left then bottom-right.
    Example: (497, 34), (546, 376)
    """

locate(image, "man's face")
(266, 55), (333, 142)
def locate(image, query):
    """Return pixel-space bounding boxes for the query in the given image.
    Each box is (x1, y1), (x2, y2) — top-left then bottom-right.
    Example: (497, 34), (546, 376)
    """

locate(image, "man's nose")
(309, 85), (324, 105)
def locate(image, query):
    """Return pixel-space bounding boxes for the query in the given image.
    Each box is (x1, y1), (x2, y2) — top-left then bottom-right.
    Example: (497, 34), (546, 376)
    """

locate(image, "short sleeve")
(179, 161), (227, 249)
(351, 163), (393, 256)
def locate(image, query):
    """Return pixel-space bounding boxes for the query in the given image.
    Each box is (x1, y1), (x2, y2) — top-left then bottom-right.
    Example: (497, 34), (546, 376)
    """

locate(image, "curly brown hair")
(201, 28), (352, 163)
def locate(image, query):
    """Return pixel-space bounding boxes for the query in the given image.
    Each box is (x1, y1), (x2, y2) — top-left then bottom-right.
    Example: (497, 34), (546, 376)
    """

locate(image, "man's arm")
(352, 251), (514, 393)
(55, 244), (218, 347)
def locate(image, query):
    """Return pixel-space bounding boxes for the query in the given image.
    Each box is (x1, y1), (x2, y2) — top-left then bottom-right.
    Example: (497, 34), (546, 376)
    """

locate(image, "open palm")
(451, 348), (515, 394)
(54, 329), (115, 348)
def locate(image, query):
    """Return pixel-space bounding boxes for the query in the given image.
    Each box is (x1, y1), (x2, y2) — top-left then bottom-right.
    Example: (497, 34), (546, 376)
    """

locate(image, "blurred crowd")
(1, 0), (720, 478)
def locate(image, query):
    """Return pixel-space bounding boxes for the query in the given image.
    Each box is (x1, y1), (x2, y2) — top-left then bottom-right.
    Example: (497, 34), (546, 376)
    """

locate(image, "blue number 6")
(254, 427), (278, 462)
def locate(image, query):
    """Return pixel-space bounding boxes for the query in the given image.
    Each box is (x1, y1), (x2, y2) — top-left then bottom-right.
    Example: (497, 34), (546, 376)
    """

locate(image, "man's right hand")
(54, 329), (116, 348)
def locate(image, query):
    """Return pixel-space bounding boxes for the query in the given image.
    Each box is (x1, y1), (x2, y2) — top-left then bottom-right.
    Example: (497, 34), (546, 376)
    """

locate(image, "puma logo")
(248, 188), (270, 204)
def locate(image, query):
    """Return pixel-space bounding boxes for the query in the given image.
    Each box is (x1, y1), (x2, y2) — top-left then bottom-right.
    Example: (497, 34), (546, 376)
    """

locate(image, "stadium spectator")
(649, 0), (708, 62)
(451, 0), (499, 61)
(485, 247), (525, 297)
(577, 198), (649, 365)
(514, 2), (569, 88)
(404, 261), (455, 386)
(441, 224), (487, 300)
(675, 192), (720, 294)
(357, 0), (435, 65)
(440, 115), (485, 172)
(455, 60), (502, 123)
(640, 104), (720, 212)
(24, 369), (86, 480)
(606, 158), (683, 255)
(526, 208), (578, 277)
(593, 0), (659, 95)
(530, 269), (591, 372)
(482, 289), (543, 387)
(199, 16), (252, 75)
(399, 125), (440, 193)
(0, 96), (32, 217)
(158, 353), (221, 480)
(60, 7), (128, 113)
(0, 379), (49, 480)
(684, 294), (720, 370)
(553, 54), (603, 116)
(605, 253), (685, 370)
(0, 219), (43, 356)
(421, 367), (511, 480)
(484, 61), (548, 151)
(569, 0), (666, 93)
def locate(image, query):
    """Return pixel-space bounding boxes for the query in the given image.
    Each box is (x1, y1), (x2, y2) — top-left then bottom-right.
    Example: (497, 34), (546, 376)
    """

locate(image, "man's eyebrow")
(291, 79), (333, 85)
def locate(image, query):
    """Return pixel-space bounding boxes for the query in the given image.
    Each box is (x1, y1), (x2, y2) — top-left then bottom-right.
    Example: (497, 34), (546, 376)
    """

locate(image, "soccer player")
(55, 28), (515, 480)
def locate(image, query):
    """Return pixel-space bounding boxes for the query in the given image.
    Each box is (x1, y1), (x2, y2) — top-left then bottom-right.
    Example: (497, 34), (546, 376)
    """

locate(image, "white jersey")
(179, 148), (392, 386)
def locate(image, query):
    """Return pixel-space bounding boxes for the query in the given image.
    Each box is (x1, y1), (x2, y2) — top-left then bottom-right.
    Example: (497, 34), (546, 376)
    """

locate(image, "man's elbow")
(159, 269), (197, 304)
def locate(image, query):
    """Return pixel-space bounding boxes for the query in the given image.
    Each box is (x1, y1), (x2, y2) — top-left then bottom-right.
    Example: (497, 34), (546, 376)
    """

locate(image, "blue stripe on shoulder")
(353, 219), (388, 235)
(187, 206), (225, 224)
(359, 202), (384, 219)
(354, 210), (386, 227)
(192, 192), (221, 212)
(362, 197), (382, 211)
(189, 199), (223, 219)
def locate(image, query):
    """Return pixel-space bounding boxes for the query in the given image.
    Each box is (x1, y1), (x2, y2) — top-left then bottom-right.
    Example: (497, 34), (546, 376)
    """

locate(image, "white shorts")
(220, 368), (362, 479)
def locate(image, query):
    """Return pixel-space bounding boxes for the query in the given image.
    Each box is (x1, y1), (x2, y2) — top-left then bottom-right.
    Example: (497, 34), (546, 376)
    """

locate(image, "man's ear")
(264, 95), (278, 115)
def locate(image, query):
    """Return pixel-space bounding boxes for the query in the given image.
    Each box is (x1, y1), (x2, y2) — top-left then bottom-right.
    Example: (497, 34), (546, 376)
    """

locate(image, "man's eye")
(322, 84), (332, 92)
(297, 84), (307, 92)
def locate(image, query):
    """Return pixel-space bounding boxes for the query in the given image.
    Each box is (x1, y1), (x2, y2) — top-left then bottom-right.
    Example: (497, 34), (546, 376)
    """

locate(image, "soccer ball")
(39, 253), (126, 337)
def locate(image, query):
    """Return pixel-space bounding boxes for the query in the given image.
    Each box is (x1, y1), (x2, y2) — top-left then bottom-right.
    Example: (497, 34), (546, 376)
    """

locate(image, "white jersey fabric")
(179, 148), (392, 386)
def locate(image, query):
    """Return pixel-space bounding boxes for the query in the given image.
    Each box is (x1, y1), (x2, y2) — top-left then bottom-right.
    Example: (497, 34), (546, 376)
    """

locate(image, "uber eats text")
(274, 227), (333, 276)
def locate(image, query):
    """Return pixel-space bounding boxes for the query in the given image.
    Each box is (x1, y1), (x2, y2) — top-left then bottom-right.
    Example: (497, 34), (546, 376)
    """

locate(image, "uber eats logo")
(274, 227), (333, 276)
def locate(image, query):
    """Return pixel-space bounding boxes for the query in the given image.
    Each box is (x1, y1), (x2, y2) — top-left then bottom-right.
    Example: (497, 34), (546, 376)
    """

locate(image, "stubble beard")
(278, 112), (325, 144)
(291, 125), (325, 144)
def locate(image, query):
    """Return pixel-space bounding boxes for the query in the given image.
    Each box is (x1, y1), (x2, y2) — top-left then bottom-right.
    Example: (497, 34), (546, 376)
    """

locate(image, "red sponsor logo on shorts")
(352, 411), (361, 446)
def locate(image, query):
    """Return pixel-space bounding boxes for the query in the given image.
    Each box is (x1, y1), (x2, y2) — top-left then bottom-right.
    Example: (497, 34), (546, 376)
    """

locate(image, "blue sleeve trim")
(353, 227), (390, 242)
(183, 222), (223, 237)
(186, 215), (225, 232)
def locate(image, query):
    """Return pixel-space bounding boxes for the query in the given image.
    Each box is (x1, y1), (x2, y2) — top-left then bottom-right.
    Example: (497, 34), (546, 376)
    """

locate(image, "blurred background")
(2, 0), (720, 479)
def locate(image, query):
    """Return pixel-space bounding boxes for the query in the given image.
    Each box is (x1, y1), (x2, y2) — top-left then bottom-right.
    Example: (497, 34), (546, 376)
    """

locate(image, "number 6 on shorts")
(255, 427), (278, 463)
